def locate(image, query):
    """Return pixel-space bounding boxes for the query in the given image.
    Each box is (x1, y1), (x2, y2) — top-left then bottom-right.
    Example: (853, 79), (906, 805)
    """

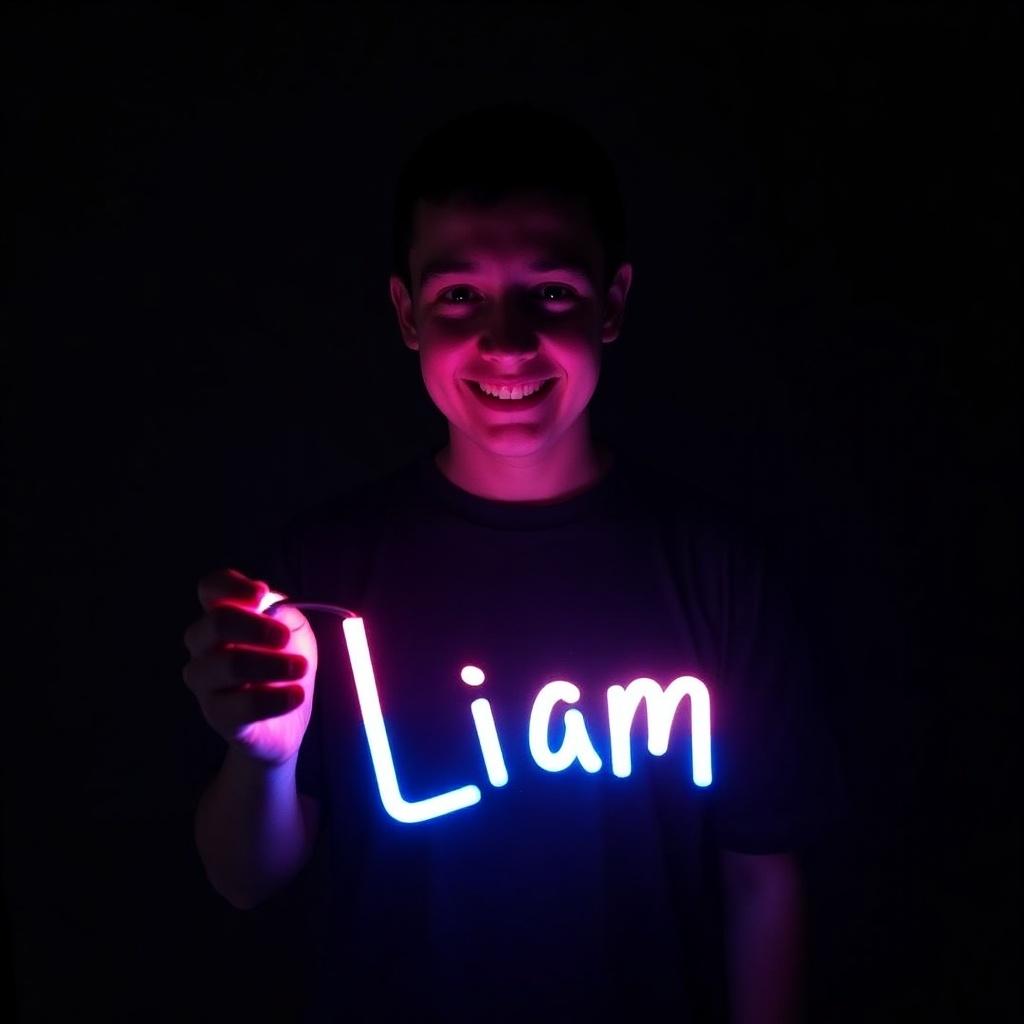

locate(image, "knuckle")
(198, 567), (239, 608)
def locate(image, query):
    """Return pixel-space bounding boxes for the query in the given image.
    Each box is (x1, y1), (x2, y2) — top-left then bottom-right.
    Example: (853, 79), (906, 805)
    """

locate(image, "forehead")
(409, 194), (602, 284)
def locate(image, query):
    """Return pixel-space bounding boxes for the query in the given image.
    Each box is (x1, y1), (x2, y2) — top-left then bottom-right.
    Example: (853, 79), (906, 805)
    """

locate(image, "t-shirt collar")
(415, 447), (624, 530)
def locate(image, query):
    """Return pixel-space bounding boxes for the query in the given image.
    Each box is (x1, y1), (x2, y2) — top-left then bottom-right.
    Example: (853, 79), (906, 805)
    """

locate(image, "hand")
(182, 568), (318, 767)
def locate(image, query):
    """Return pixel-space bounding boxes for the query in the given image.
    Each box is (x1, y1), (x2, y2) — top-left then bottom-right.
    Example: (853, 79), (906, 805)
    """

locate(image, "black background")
(5, 4), (1018, 1021)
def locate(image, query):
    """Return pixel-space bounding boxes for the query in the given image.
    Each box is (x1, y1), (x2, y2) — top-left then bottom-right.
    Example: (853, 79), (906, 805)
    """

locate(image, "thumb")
(265, 604), (318, 681)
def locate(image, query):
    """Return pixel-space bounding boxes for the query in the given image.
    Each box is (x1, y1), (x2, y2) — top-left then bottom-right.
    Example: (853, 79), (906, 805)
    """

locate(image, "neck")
(435, 420), (614, 505)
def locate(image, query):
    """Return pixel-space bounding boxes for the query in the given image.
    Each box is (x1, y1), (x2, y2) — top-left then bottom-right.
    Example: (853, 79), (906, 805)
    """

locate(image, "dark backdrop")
(5, 5), (1018, 1021)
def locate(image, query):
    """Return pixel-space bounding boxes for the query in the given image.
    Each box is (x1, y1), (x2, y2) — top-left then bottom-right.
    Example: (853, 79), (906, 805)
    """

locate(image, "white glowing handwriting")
(258, 596), (712, 825)
(342, 616), (713, 824)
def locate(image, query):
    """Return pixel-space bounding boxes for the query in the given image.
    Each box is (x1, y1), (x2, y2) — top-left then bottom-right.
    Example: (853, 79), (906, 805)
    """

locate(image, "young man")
(185, 102), (836, 1023)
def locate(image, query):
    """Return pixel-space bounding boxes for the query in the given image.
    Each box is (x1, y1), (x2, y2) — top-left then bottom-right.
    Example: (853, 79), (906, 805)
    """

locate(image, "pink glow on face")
(388, 195), (633, 497)
(406, 199), (602, 459)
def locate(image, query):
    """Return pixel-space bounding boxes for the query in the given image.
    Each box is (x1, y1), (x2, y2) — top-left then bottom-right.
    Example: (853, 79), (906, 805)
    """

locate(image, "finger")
(183, 604), (292, 658)
(183, 647), (308, 696)
(264, 603), (313, 638)
(197, 568), (268, 614)
(264, 605), (317, 675)
(206, 685), (306, 732)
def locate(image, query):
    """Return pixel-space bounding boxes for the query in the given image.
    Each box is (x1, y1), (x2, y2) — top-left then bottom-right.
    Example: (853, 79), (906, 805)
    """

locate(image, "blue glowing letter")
(342, 617), (481, 822)
(470, 699), (509, 787)
(460, 665), (509, 787)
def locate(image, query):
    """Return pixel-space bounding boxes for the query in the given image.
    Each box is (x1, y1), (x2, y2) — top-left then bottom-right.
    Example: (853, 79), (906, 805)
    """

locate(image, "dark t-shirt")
(253, 447), (841, 1023)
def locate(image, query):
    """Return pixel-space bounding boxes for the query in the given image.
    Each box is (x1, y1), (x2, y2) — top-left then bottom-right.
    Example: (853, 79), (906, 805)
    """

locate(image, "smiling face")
(389, 192), (632, 498)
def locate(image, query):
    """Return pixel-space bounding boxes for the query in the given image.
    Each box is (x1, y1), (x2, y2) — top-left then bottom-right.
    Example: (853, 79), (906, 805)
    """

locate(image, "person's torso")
(292, 453), (735, 1022)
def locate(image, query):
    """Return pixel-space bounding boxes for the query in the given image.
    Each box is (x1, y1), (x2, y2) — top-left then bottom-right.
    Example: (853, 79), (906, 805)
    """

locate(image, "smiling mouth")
(463, 377), (558, 407)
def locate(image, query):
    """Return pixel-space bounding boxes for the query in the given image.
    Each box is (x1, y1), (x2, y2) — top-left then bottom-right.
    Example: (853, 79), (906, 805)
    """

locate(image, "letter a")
(528, 680), (603, 774)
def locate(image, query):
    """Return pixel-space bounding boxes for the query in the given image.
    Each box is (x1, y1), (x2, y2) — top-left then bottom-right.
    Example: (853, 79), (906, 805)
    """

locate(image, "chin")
(472, 432), (554, 459)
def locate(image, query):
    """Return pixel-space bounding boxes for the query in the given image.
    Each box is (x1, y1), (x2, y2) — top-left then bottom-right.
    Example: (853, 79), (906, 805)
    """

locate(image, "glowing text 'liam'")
(340, 616), (713, 824)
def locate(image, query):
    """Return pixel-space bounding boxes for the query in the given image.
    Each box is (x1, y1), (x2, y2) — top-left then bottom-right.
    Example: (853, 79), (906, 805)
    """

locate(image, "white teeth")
(476, 380), (549, 399)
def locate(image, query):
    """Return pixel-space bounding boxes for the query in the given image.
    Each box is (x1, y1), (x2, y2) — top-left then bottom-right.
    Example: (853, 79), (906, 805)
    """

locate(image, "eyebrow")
(418, 257), (595, 290)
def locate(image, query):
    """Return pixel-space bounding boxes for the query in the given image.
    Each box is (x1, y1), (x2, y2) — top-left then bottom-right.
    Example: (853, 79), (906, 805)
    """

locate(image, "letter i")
(461, 666), (509, 787)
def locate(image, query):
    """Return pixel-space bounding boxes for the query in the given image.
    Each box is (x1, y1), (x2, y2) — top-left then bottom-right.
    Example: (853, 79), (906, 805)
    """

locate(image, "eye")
(438, 285), (481, 305)
(436, 283), (579, 309)
(535, 284), (577, 304)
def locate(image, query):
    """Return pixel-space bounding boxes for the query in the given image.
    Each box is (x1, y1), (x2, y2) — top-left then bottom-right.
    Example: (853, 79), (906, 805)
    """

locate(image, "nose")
(478, 295), (539, 359)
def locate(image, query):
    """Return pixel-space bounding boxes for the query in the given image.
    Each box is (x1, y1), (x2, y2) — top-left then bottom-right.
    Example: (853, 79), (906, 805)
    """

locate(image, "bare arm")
(184, 569), (322, 910)
(195, 745), (321, 910)
(720, 850), (805, 1024)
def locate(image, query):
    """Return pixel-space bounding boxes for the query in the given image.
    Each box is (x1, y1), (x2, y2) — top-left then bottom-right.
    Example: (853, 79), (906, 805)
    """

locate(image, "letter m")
(606, 675), (712, 786)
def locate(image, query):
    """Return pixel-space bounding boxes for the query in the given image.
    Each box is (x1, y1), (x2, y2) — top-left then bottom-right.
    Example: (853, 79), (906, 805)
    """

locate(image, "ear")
(389, 274), (419, 351)
(600, 262), (634, 345)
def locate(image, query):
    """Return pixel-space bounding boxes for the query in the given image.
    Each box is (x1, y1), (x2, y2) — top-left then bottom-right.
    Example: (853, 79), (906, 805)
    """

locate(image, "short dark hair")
(391, 101), (627, 293)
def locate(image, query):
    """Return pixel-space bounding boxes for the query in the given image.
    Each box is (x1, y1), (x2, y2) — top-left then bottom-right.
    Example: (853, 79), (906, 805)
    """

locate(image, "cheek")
(554, 337), (604, 380)
(421, 317), (480, 343)
(418, 351), (462, 404)
(546, 295), (609, 332)
(542, 310), (605, 355)
(542, 306), (594, 330)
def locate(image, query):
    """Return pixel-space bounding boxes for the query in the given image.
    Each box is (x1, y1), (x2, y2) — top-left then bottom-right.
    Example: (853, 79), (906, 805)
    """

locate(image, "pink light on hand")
(257, 590), (289, 614)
